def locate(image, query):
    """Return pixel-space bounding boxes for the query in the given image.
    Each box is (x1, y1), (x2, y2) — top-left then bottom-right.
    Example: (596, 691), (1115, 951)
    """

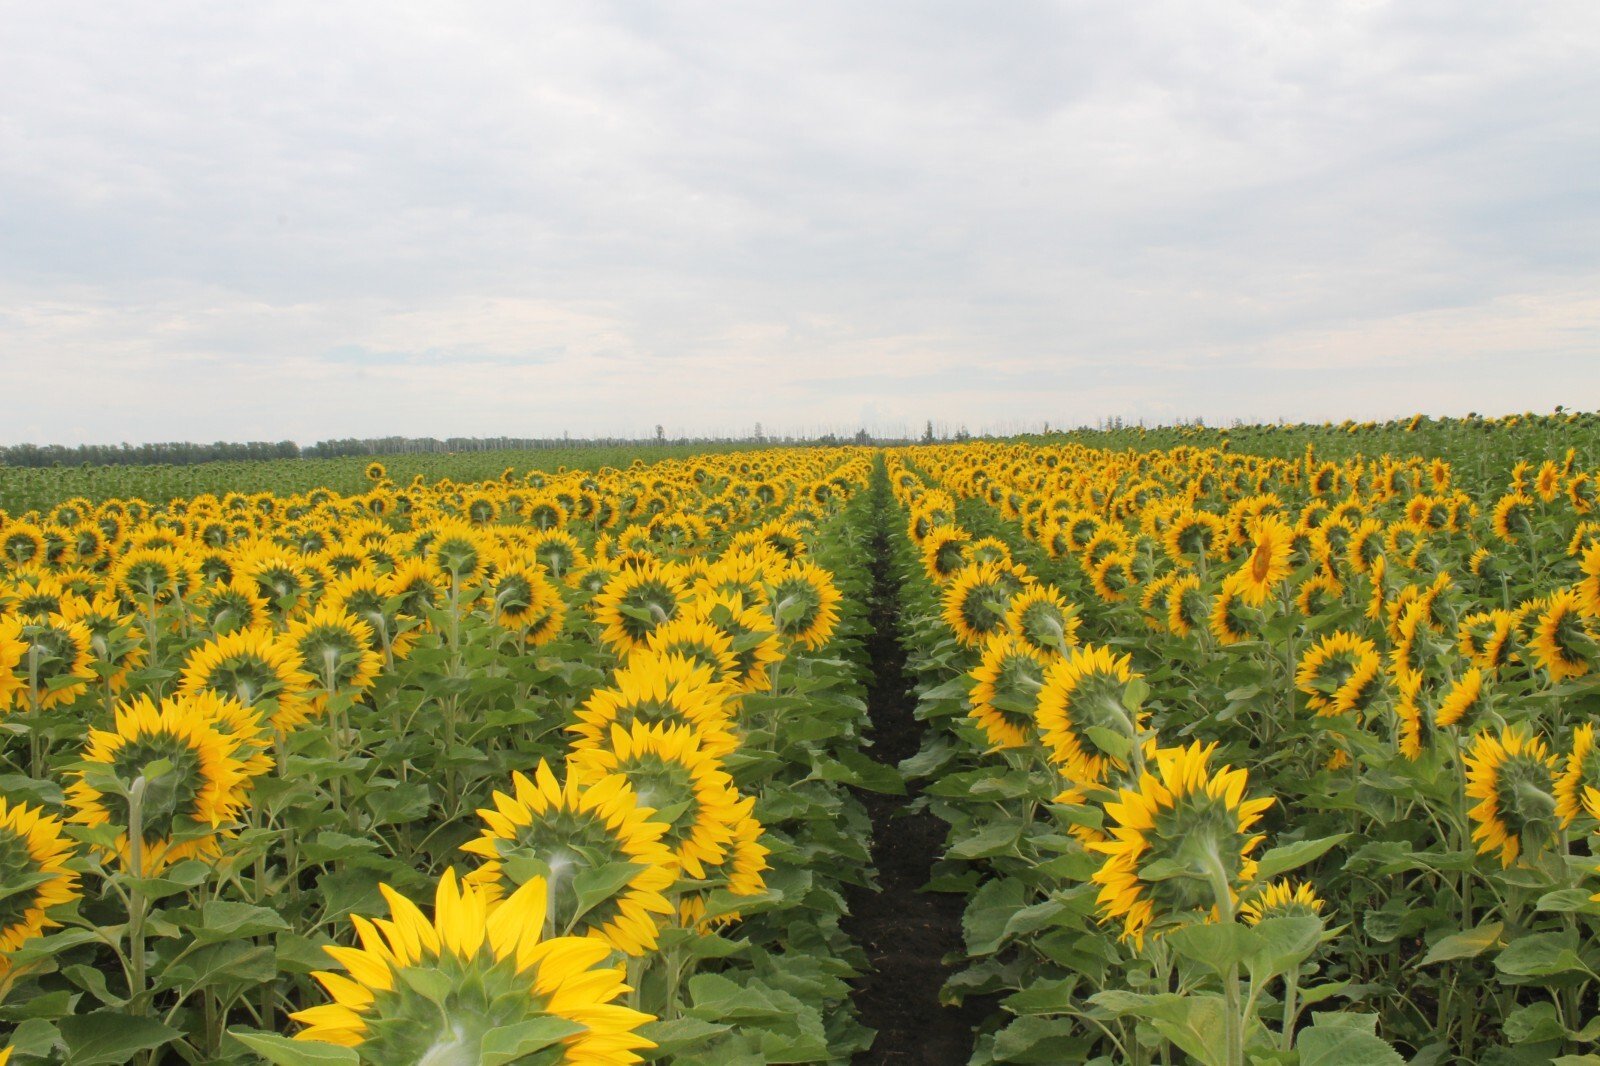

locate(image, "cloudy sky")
(2, 2), (1596, 445)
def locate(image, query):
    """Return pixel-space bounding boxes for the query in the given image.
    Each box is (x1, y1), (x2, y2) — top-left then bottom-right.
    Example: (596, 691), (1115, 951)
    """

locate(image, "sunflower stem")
(1201, 844), (1244, 1066)
(127, 775), (149, 1014)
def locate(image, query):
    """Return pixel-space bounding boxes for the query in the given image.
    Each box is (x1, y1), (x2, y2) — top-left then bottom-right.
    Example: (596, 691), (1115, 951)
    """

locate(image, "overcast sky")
(2, 2), (1597, 445)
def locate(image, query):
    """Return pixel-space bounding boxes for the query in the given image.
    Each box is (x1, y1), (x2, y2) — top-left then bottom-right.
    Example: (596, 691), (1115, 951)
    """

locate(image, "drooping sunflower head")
(0, 797), (80, 962)
(1530, 589), (1595, 683)
(1465, 725), (1559, 867)
(565, 721), (747, 882)
(291, 868), (655, 1063)
(462, 762), (676, 957)
(569, 653), (737, 758)
(1295, 631), (1383, 718)
(1088, 552), (1136, 604)
(1090, 741), (1275, 946)
(1239, 879), (1324, 925)
(968, 633), (1047, 752)
(1004, 584), (1081, 656)
(764, 561), (842, 651)
(1162, 510), (1223, 565)
(67, 692), (254, 874)
(1294, 571), (1344, 617)
(591, 565), (693, 656)
(1394, 667), (1432, 761)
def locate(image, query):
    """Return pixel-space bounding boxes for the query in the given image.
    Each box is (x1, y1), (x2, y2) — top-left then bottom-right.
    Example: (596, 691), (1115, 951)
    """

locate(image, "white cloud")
(1, 1), (1597, 444)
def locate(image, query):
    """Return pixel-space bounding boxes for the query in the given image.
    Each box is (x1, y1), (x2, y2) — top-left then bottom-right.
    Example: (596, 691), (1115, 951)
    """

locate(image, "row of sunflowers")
(0, 450), (879, 1064)
(881, 436), (1600, 1065)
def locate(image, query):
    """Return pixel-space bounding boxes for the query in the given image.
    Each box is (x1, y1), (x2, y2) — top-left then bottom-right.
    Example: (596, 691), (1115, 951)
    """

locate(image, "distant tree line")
(0, 429), (927, 469)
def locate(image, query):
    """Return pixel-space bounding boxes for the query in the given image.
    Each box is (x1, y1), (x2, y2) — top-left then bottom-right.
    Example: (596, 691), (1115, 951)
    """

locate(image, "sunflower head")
(1090, 742), (1275, 946)
(1240, 879), (1325, 925)
(1458, 611), (1517, 672)
(1557, 724), (1600, 828)
(1530, 590), (1595, 683)
(1295, 631), (1383, 718)
(462, 762), (676, 957)
(765, 561), (842, 651)
(569, 653), (738, 758)
(943, 562), (1030, 648)
(0, 797), (80, 963)
(67, 693), (255, 874)
(592, 566), (692, 655)
(1036, 644), (1145, 786)
(178, 627), (314, 732)
(968, 633), (1047, 752)
(291, 869), (654, 1062)
(1465, 726), (1559, 867)
(565, 722), (747, 882)
(1233, 516), (1294, 606)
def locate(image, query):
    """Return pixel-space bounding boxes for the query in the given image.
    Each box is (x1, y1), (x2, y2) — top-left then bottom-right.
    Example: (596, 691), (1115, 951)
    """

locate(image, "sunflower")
(291, 869), (654, 1063)
(591, 566), (693, 655)
(1345, 519), (1386, 577)
(1232, 516), (1293, 606)
(1294, 571), (1343, 617)
(462, 762), (676, 956)
(1394, 668), (1431, 761)
(1166, 574), (1209, 638)
(1458, 610), (1517, 672)
(1004, 584), (1080, 656)
(1090, 741), (1274, 946)
(193, 578), (272, 636)
(920, 526), (972, 582)
(0, 797), (80, 963)
(1578, 543), (1600, 619)
(1, 523), (47, 567)
(1240, 879), (1324, 925)
(566, 722), (748, 882)
(1433, 668), (1484, 729)
(1088, 552), (1136, 604)
(58, 593), (145, 694)
(1464, 726), (1558, 867)
(8, 615), (97, 711)
(67, 693), (253, 874)
(526, 530), (588, 581)
(1556, 723), (1600, 828)
(1208, 573), (1255, 646)
(943, 563), (1028, 649)
(1162, 510), (1224, 565)
(178, 627), (315, 732)
(1529, 589), (1594, 682)
(237, 551), (316, 618)
(1036, 644), (1145, 785)
(1491, 492), (1535, 545)
(384, 557), (445, 620)
(690, 593), (784, 693)
(967, 633), (1047, 751)
(1295, 631), (1383, 718)
(569, 653), (737, 758)
(323, 570), (414, 661)
(283, 605), (382, 708)
(641, 616), (740, 689)
(486, 560), (563, 637)
(765, 561), (842, 650)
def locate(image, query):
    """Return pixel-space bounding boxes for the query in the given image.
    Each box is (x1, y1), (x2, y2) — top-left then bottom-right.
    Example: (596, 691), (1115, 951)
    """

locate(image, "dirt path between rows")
(843, 470), (986, 1065)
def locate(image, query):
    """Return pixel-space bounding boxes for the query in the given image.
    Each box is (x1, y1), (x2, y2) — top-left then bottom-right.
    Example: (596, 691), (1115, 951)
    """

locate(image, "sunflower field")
(3, 416), (1600, 1065)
